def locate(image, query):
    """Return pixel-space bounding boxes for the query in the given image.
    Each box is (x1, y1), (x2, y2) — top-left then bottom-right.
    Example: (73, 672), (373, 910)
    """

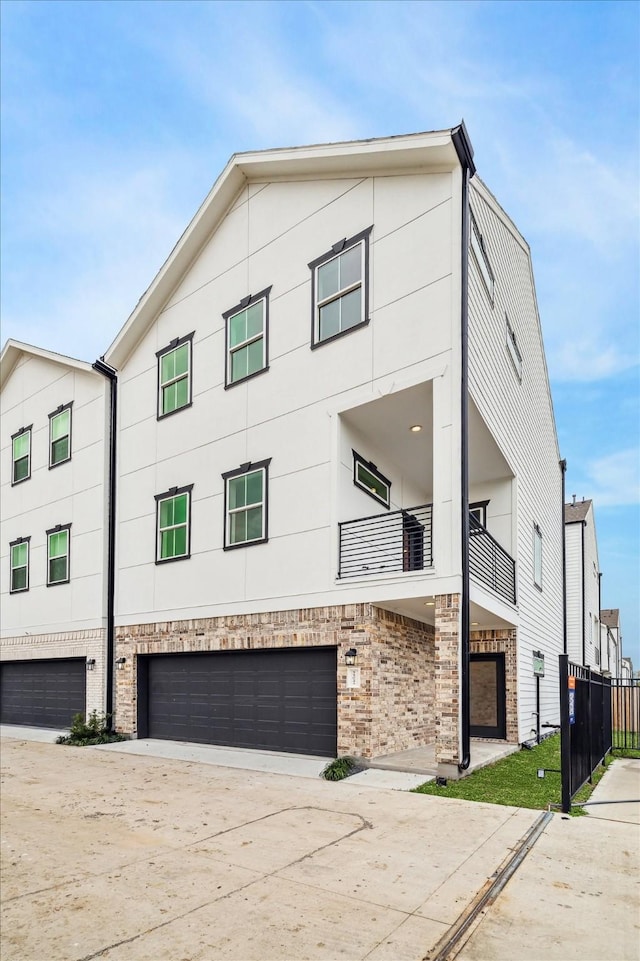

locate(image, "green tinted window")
(158, 493), (189, 560)
(12, 431), (30, 482)
(227, 469), (265, 545)
(50, 410), (71, 465)
(48, 529), (69, 584)
(160, 342), (190, 415)
(354, 456), (390, 508)
(228, 300), (265, 384)
(10, 542), (29, 592)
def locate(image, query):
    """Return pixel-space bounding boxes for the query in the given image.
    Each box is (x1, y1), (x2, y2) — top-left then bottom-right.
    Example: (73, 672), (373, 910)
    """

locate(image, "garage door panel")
(0, 659), (86, 728)
(145, 648), (336, 756)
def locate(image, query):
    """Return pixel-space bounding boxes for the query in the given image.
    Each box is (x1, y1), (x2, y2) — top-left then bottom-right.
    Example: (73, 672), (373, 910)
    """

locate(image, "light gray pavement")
(1, 736), (536, 961)
(454, 757), (640, 961)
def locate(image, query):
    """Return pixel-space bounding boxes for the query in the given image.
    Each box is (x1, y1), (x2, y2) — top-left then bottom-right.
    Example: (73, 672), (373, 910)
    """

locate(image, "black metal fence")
(559, 654), (612, 813)
(338, 504), (432, 578)
(469, 515), (516, 604)
(611, 677), (640, 751)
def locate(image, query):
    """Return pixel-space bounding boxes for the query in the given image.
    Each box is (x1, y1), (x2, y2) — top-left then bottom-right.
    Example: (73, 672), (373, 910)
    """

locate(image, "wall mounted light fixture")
(345, 648), (358, 666)
(86, 657), (96, 671)
(115, 657), (126, 670)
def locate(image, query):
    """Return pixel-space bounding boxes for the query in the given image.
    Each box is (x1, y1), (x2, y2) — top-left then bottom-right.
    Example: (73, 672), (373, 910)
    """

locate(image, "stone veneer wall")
(434, 593), (461, 765)
(114, 604), (436, 759)
(470, 628), (518, 743)
(0, 629), (107, 718)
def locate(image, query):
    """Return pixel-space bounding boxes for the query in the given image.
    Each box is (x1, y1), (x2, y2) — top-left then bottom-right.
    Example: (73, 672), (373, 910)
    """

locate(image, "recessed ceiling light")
(424, 601), (435, 606)
(409, 424), (422, 432)
(471, 621), (479, 626)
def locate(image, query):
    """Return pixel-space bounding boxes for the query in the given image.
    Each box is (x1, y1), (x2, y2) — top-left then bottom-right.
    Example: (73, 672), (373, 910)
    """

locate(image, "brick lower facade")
(0, 628), (107, 718)
(114, 604), (435, 759)
(434, 593), (461, 766)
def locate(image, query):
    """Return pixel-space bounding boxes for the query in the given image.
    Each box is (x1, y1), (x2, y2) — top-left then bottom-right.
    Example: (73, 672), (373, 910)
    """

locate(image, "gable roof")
(0, 339), (96, 392)
(104, 126), (472, 371)
(601, 609), (620, 629)
(564, 498), (592, 523)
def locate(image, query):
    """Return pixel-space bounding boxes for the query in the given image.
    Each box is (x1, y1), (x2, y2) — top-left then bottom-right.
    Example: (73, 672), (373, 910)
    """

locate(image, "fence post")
(587, 667), (593, 782)
(559, 653), (571, 814)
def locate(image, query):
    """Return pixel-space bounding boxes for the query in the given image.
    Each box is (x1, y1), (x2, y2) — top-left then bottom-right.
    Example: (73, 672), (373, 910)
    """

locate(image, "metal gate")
(559, 654), (612, 813)
(611, 677), (640, 751)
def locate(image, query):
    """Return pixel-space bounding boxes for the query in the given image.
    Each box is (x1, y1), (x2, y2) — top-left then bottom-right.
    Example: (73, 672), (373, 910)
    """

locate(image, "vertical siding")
(468, 179), (563, 739)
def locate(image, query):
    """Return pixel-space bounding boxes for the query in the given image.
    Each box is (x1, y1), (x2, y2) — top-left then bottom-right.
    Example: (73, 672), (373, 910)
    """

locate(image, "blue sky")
(2, 0), (639, 665)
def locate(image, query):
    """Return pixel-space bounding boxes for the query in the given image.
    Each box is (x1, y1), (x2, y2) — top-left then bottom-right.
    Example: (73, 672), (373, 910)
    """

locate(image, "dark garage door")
(0, 659), (86, 728)
(142, 647), (337, 757)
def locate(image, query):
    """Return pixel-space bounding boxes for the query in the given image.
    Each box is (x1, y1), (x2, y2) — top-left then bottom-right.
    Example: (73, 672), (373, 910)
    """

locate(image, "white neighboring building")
(564, 497), (602, 669)
(0, 341), (111, 727)
(103, 127), (564, 774)
(600, 607), (622, 676)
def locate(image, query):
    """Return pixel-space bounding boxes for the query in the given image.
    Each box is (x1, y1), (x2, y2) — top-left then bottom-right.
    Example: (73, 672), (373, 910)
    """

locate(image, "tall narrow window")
(10, 537), (30, 593)
(157, 333), (194, 418)
(506, 315), (523, 379)
(224, 288), (271, 387)
(47, 524), (71, 585)
(533, 524), (542, 590)
(223, 459), (271, 549)
(470, 209), (494, 302)
(49, 404), (72, 467)
(155, 485), (193, 562)
(309, 227), (372, 347)
(11, 427), (32, 484)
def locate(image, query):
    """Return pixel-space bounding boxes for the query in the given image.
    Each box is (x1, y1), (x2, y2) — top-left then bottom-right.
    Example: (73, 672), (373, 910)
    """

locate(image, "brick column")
(434, 593), (462, 777)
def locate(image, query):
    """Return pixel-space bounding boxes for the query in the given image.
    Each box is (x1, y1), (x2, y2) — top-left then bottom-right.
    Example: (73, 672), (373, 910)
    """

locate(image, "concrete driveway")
(1, 737), (538, 961)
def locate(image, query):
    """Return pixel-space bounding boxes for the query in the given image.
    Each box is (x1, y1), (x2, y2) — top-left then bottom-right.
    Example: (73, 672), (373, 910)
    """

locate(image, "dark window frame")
(46, 523), (71, 586)
(469, 500), (490, 528)
(533, 523), (543, 591)
(352, 450), (391, 509)
(506, 314), (523, 380)
(154, 484), (194, 564)
(470, 209), (495, 304)
(223, 286), (272, 389)
(309, 226), (373, 349)
(222, 458), (271, 551)
(9, 535), (31, 593)
(11, 425), (32, 485)
(156, 332), (195, 421)
(48, 403), (73, 469)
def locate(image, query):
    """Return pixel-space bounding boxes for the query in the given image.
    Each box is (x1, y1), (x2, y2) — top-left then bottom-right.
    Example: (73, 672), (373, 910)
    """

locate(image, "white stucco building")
(0, 342), (112, 725)
(98, 127), (564, 774)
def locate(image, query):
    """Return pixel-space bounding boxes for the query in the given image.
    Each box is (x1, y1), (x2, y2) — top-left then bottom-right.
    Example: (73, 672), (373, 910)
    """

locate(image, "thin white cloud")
(575, 449), (640, 507)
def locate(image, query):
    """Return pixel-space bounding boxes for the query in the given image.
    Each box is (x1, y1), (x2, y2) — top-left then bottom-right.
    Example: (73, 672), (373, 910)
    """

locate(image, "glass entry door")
(470, 653), (506, 738)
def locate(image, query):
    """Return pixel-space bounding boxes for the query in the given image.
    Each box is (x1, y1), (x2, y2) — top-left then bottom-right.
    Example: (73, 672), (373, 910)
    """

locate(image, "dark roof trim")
(451, 121), (476, 177)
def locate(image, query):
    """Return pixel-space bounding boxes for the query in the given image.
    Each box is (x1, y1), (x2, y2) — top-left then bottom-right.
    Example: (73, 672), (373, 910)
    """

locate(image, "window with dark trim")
(533, 524), (542, 590)
(353, 451), (390, 508)
(49, 403), (72, 468)
(469, 500), (489, 528)
(224, 287), (271, 387)
(222, 459), (271, 549)
(154, 485), (193, 563)
(46, 524), (71, 585)
(309, 226), (372, 348)
(470, 209), (494, 302)
(10, 536), (30, 593)
(11, 426), (32, 484)
(156, 333), (194, 419)
(506, 315), (523, 379)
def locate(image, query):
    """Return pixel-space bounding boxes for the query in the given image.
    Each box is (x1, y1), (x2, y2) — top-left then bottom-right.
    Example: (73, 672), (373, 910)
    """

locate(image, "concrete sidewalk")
(454, 758), (640, 961)
(1, 737), (536, 961)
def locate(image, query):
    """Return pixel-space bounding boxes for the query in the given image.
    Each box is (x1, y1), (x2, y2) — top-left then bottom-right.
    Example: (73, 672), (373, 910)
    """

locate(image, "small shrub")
(321, 756), (360, 781)
(56, 711), (127, 746)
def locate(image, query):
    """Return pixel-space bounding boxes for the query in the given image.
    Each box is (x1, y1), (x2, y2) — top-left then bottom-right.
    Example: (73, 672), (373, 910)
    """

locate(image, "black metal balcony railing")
(469, 514), (516, 604)
(338, 504), (433, 579)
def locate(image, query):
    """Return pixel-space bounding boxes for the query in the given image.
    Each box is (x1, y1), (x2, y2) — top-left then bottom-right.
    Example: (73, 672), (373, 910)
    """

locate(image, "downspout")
(92, 358), (118, 729)
(598, 573), (602, 668)
(452, 122), (475, 773)
(581, 520), (586, 666)
(560, 459), (567, 655)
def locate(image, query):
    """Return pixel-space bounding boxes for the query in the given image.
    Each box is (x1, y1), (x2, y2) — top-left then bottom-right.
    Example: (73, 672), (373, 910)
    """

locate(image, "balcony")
(338, 504), (433, 579)
(469, 514), (516, 604)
